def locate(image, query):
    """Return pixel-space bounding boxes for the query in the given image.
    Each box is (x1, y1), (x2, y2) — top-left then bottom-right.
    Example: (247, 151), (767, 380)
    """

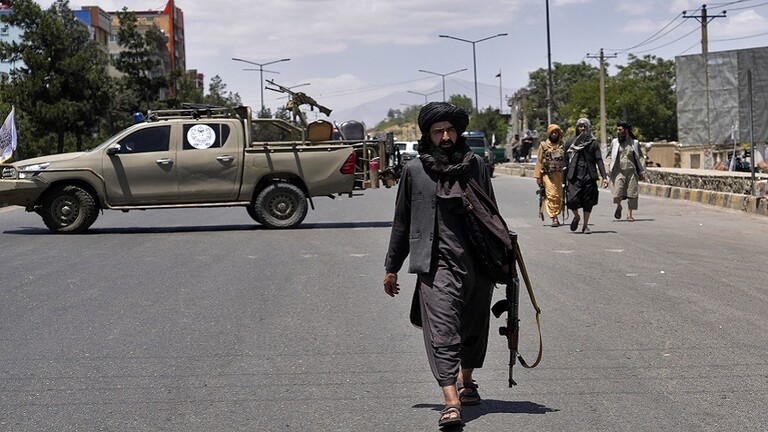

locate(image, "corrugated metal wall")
(676, 46), (768, 147)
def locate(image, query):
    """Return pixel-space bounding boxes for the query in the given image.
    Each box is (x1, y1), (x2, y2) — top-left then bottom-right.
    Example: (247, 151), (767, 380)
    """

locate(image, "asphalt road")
(0, 175), (766, 432)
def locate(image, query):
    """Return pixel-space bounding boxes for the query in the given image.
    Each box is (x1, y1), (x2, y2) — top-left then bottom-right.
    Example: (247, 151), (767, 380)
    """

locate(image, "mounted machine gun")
(265, 79), (332, 128)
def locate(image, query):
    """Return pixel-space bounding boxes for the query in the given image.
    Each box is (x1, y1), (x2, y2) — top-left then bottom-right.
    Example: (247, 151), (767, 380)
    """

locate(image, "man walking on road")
(534, 124), (566, 227)
(609, 121), (646, 221)
(383, 102), (509, 428)
(564, 118), (608, 234)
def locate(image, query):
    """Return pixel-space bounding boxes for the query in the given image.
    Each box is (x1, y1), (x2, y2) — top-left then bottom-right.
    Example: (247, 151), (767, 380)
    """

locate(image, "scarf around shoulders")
(420, 145), (512, 254)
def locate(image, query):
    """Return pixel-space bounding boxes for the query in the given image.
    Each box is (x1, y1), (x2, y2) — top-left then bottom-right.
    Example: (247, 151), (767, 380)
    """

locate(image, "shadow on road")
(2, 221), (393, 235)
(414, 399), (557, 429)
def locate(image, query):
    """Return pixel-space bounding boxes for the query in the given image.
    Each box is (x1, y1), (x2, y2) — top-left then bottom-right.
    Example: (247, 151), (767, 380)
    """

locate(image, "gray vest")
(402, 155), (488, 274)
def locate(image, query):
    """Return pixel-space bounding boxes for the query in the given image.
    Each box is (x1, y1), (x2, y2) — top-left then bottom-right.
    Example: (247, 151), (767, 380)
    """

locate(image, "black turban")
(616, 120), (637, 139)
(417, 102), (469, 135)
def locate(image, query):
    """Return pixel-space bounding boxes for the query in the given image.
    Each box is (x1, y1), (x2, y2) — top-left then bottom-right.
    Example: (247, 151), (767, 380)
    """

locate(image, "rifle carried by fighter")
(491, 231), (543, 387)
(536, 185), (546, 221)
(265, 79), (332, 127)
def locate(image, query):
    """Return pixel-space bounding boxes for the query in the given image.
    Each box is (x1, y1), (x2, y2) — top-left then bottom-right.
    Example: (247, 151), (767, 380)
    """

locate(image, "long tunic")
(385, 154), (495, 387)
(612, 140), (640, 200)
(565, 139), (606, 211)
(534, 140), (565, 217)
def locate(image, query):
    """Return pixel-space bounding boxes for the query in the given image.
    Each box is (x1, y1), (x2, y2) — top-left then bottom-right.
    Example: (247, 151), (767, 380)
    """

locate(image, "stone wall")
(643, 169), (758, 195)
(495, 163), (768, 217)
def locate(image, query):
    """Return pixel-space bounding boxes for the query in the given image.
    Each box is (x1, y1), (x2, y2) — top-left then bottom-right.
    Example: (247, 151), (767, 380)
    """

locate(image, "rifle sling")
(514, 242), (543, 369)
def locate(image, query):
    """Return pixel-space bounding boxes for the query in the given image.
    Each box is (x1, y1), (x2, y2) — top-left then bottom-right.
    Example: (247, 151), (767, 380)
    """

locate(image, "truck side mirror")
(106, 143), (121, 155)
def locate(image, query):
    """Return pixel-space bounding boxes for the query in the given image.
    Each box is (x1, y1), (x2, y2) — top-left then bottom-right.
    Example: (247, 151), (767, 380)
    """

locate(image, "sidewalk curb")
(495, 164), (768, 217)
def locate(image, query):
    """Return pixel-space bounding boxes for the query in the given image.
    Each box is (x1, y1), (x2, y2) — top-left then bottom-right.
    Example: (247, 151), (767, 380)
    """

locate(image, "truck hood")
(9, 152), (88, 167)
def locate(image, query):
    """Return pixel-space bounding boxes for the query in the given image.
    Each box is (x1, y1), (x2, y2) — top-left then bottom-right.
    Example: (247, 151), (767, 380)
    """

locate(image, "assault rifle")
(535, 185), (546, 221)
(491, 231), (543, 387)
(265, 79), (332, 127)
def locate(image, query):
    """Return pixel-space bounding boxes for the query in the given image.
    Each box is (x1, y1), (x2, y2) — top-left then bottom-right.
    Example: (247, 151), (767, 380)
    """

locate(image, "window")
(182, 123), (230, 150)
(117, 125), (171, 153)
(252, 122), (302, 142)
(690, 154), (701, 169)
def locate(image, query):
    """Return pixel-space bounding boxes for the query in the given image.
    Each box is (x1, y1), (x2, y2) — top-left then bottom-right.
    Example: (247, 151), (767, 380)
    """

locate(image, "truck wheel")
(253, 182), (308, 229)
(39, 185), (99, 233)
(246, 206), (265, 225)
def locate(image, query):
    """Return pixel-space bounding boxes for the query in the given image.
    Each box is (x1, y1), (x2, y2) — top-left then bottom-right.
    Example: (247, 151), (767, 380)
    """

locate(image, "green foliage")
(112, 8), (169, 113)
(469, 106), (508, 146)
(204, 75), (242, 107)
(0, 2), (242, 158)
(524, 61), (600, 131)
(0, 0), (112, 154)
(610, 54), (676, 141)
(375, 104), (421, 130)
(448, 94), (473, 114)
(524, 55), (677, 142)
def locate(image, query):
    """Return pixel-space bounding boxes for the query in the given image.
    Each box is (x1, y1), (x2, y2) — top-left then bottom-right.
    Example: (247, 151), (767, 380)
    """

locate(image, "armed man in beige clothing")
(534, 124), (565, 226)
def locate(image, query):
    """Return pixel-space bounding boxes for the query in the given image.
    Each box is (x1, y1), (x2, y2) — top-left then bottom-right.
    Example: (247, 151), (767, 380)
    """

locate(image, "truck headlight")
(18, 162), (50, 179)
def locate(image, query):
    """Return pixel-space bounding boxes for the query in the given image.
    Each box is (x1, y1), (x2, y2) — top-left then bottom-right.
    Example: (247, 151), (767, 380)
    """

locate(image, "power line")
(724, 0), (768, 11)
(605, 12), (689, 53)
(711, 30), (768, 41)
(630, 26), (701, 54)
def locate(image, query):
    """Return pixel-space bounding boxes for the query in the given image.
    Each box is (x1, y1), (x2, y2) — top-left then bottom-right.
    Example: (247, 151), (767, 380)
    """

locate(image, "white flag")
(0, 106), (17, 163)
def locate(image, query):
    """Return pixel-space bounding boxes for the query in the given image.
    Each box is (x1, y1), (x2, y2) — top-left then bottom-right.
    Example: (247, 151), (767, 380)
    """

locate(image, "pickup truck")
(0, 105), (398, 233)
(463, 131), (495, 176)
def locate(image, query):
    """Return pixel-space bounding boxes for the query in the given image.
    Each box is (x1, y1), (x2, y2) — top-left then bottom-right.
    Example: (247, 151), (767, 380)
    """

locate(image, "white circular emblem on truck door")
(187, 124), (217, 149)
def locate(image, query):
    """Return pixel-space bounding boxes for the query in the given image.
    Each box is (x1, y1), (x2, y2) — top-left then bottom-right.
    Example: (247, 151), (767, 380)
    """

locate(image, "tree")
(610, 54), (677, 141)
(112, 8), (169, 113)
(470, 106), (508, 146)
(204, 75), (242, 107)
(0, 0), (112, 154)
(524, 61), (600, 131)
(448, 94), (473, 115)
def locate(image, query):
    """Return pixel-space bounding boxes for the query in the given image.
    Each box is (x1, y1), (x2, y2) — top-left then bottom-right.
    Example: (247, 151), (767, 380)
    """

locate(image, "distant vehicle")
(396, 141), (419, 163)
(462, 131), (494, 176)
(491, 144), (508, 164)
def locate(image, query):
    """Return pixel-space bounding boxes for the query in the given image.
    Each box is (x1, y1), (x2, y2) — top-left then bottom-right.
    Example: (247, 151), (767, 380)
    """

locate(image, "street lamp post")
(232, 57), (290, 112)
(418, 68), (467, 102)
(439, 33), (507, 115)
(407, 89), (441, 105)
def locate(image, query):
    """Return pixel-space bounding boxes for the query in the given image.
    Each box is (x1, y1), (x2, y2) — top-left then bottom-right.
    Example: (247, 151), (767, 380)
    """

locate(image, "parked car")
(462, 131), (494, 176)
(396, 140), (419, 163)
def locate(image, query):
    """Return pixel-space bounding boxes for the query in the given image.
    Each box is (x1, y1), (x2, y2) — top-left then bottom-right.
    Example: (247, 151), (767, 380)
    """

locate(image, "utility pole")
(587, 48), (616, 158)
(683, 4), (727, 146)
(545, 0), (554, 125)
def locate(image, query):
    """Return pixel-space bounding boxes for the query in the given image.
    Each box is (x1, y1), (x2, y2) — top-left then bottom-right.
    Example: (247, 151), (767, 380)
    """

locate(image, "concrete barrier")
(496, 162), (767, 217)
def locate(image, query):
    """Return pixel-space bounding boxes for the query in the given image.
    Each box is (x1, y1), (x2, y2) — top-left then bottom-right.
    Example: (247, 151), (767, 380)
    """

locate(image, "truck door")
(102, 124), (178, 205)
(176, 122), (241, 202)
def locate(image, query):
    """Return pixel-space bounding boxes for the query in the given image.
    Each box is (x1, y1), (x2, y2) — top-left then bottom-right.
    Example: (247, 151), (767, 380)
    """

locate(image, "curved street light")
(232, 57), (290, 111)
(418, 68), (467, 102)
(407, 89), (442, 104)
(438, 33), (507, 115)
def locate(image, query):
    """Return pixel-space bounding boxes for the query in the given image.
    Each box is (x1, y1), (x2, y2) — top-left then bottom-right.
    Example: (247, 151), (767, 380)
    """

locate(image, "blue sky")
(47, 0), (768, 125)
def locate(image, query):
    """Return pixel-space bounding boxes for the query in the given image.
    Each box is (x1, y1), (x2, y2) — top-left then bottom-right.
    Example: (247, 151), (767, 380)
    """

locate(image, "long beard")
(428, 141), (464, 167)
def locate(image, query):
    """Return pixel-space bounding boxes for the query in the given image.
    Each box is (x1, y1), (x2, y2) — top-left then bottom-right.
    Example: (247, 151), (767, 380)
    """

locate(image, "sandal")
(614, 206), (622, 220)
(457, 381), (481, 406)
(626, 215), (635, 222)
(570, 216), (580, 232)
(438, 405), (463, 427)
